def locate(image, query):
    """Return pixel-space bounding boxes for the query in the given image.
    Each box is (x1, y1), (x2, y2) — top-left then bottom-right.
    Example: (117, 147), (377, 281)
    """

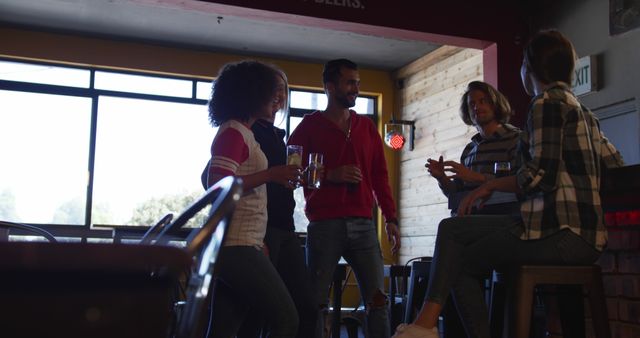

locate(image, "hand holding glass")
(287, 145), (303, 188)
(307, 153), (324, 189)
(494, 161), (511, 178)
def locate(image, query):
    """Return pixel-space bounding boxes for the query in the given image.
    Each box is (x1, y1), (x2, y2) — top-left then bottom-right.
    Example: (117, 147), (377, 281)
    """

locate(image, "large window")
(92, 97), (212, 226)
(0, 59), (213, 229)
(0, 59), (377, 233)
(0, 90), (91, 224)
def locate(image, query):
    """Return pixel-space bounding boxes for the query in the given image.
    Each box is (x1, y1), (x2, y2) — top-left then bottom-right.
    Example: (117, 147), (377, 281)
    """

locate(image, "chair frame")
(152, 176), (242, 338)
(0, 220), (57, 242)
(139, 213), (174, 245)
(0, 177), (241, 338)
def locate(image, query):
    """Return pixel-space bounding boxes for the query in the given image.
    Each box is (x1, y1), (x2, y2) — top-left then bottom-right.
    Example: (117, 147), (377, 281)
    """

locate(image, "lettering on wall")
(303, 0), (365, 10)
(572, 55), (598, 96)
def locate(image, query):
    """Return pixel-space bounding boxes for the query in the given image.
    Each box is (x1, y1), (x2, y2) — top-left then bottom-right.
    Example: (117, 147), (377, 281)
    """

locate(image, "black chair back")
(165, 176), (242, 338)
(0, 220), (57, 242)
(0, 176), (241, 338)
(139, 213), (174, 245)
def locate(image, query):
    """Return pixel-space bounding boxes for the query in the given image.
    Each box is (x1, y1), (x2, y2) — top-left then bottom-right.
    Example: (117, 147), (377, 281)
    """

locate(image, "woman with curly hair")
(205, 60), (301, 338)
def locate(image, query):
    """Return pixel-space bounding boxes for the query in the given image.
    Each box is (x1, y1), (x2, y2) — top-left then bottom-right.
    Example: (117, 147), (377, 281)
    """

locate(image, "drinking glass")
(307, 153), (324, 189)
(287, 145), (303, 188)
(494, 161), (511, 178)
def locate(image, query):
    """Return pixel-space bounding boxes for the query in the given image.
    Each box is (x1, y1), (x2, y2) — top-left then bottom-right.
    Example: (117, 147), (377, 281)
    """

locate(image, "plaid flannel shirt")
(516, 82), (624, 251)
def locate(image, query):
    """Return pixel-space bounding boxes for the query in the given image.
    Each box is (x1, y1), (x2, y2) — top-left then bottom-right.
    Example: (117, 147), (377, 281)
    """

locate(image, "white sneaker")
(391, 323), (439, 338)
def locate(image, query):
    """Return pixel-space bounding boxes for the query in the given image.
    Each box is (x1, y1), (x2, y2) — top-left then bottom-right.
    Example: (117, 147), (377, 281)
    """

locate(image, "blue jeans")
(208, 246), (299, 338)
(427, 215), (601, 338)
(307, 217), (389, 338)
(237, 227), (316, 338)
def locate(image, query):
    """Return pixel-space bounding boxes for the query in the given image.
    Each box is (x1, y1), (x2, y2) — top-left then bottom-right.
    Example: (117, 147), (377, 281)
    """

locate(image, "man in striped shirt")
(426, 81), (521, 215)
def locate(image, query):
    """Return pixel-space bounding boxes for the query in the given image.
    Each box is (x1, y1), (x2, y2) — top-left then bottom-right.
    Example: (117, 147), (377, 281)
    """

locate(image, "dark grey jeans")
(307, 217), (389, 338)
(426, 215), (601, 338)
(208, 245), (299, 338)
(237, 227), (316, 338)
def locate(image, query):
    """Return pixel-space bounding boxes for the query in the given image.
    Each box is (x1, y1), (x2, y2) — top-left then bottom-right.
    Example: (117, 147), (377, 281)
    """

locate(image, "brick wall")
(597, 224), (640, 338)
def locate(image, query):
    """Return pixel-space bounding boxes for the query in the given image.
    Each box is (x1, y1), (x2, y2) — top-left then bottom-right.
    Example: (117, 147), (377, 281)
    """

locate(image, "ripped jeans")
(307, 217), (389, 338)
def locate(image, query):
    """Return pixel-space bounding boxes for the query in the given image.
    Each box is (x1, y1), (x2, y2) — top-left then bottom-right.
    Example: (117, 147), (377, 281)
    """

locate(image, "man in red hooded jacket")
(288, 58), (400, 338)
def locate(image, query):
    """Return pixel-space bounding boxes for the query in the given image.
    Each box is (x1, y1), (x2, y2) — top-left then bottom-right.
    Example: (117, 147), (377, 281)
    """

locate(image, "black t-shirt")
(251, 120), (296, 231)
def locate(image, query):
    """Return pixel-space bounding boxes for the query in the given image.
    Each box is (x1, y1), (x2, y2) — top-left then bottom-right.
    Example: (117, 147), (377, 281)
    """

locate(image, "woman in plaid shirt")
(393, 30), (624, 338)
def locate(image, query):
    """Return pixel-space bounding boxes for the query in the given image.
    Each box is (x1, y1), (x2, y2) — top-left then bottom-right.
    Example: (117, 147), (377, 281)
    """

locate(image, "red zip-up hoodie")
(287, 110), (397, 223)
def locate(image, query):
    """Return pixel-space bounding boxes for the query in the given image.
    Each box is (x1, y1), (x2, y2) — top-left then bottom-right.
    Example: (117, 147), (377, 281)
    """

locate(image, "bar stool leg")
(489, 271), (506, 338)
(556, 285), (585, 338)
(587, 267), (611, 338)
(332, 278), (342, 338)
(403, 269), (418, 323)
(514, 274), (536, 338)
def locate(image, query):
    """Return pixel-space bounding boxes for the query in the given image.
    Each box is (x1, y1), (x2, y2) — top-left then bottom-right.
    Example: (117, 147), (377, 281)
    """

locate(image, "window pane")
(197, 81), (213, 100)
(93, 96), (215, 226)
(354, 97), (375, 115)
(94, 71), (193, 98)
(290, 90), (374, 115)
(0, 60), (90, 88)
(0, 90), (91, 224)
(273, 111), (288, 132)
(285, 115), (309, 231)
(293, 188), (309, 232)
(290, 91), (327, 110)
(9, 235), (53, 243)
(289, 116), (303, 136)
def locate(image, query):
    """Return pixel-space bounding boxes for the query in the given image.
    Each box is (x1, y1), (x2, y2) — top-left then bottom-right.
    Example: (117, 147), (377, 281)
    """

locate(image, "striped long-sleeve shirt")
(446, 123), (521, 195)
(516, 82), (624, 251)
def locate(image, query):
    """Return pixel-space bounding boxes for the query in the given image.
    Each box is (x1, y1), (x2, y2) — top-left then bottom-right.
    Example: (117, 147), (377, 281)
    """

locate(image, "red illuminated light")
(387, 133), (405, 150)
(604, 210), (640, 226)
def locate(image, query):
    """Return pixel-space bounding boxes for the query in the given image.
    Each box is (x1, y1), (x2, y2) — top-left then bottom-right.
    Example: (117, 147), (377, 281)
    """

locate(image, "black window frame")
(0, 57), (210, 238)
(0, 58), (381, 238)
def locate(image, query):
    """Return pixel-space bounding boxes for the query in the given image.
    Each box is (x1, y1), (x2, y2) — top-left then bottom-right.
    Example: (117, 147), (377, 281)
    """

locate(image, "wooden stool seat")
(512, 265), (611, 338)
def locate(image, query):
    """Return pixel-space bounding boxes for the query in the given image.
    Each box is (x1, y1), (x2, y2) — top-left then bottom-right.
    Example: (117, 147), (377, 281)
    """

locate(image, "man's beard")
(473, 112), (495, 126)
(336, 93), (356, 108)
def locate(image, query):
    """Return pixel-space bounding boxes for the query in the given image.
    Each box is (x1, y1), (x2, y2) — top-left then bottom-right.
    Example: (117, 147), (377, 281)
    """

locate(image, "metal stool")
(403, 259), (466, 338)
(385, 264), (411, 330)
(511, 265), (611, 338)
(403, 259), (431, 324)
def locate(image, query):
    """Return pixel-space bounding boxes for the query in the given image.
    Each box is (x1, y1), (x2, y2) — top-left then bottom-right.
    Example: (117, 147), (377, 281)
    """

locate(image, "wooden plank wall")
(394, 46), (483, 263)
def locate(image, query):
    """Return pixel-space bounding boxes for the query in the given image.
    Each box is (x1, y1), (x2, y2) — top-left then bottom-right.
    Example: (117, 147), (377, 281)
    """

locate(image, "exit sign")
(572, 55), (598, 96)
